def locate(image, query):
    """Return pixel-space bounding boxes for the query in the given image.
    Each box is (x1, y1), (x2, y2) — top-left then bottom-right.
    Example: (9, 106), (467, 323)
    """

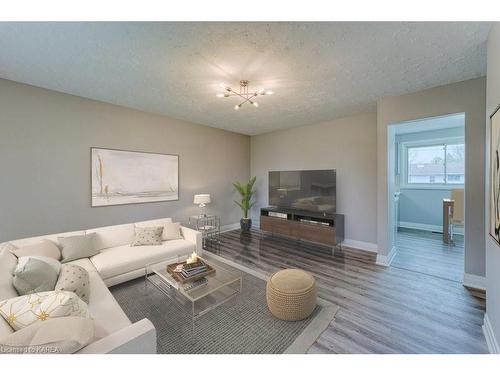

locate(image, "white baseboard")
(341, 239), (378, 253)
(483, 314), (500, 354)
(398, 221), (464, 235)
(376, 246), (397, 266)
(463, 272), (486, 291)
(220, 222), (240, 233)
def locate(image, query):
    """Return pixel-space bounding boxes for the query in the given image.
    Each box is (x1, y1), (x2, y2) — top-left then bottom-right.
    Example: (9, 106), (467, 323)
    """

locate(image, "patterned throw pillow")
(0, 291), (90, 331)
(55, 264), (90, 304)
(131, 226), (163, 246)
(12, 257), (59, 296)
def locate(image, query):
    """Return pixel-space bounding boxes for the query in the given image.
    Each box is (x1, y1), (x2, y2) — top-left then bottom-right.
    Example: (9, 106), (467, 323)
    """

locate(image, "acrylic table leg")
(192, 302), (195, 335)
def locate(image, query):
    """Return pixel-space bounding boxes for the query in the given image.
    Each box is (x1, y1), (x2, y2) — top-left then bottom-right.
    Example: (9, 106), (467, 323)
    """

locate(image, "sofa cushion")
(90, 239), (195, 280)
(66, 258), (130, 334)
(131, 227), (163, 246)
(55, 264), (90, 304)
(0, 316), (95, 354)
(134, 218), (172, 228)
(0, 291), (90, 331)
(86, 223), (135, 251)
(10, 239), (62, 261)
(0, 249), (18, 301)
(0, 317), (14, 340)
(12, 257), (59, 296)
(9, 231), (86, 249)
(0, 249), (17, 340)
(58, 233), (99, 263)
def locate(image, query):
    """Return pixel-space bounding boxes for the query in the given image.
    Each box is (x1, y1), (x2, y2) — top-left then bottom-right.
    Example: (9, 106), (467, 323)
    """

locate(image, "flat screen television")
(269, 169), (336, 213)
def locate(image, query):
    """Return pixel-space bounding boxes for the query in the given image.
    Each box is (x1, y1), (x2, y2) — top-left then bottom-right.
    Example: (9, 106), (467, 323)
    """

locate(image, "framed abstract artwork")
(91, 147), (179, 207)
(490, 105), (500, 245)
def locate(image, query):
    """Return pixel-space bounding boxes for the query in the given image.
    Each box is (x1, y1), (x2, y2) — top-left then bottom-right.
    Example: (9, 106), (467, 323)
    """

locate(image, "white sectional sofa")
(0, 217), (202, 354)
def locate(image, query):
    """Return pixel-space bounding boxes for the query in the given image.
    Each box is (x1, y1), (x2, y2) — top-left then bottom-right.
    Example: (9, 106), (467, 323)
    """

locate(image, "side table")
(189, 215), (221, 248)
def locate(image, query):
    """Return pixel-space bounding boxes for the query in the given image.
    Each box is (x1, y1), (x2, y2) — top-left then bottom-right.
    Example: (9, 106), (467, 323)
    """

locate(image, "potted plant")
(233, 176), (256, 232)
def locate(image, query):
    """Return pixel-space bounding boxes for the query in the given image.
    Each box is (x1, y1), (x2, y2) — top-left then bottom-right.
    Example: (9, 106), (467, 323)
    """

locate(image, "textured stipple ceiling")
(0, 22), (491, 135)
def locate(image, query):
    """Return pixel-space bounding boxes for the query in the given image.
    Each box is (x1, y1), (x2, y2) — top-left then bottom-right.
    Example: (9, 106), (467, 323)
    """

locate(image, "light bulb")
(252, 102), (259, 107)
(265, 90), (274, 95)
(216, 93), (224, 98)
(234, 104), (240, 110)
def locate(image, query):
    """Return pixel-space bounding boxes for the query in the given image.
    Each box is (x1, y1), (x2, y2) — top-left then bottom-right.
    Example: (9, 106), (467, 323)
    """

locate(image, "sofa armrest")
(181, 226), (203, 256)
(77, 319), (156, 354)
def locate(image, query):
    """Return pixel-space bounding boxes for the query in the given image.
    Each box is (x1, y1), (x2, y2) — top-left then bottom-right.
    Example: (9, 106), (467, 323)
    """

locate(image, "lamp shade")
(193, 194), (211, 205)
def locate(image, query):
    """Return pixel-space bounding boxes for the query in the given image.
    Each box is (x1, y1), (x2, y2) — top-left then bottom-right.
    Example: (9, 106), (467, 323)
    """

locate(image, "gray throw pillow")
(12, 258), (59, 296)
(58, 233), (98, 263)
(131, 226), (163, 246)
(55, 264), (90, 303)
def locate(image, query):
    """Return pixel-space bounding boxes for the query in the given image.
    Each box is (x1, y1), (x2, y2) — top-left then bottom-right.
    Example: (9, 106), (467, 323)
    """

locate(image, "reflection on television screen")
(269, 170), (336, 213)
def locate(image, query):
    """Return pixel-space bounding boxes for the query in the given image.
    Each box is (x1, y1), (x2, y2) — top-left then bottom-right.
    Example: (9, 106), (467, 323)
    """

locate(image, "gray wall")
(0, 79), (250, 242)
(399, 189), (451, 228)
(250, 112), (378, 247)
(485, 23), (500, 351)
(377, 77), (487, 276)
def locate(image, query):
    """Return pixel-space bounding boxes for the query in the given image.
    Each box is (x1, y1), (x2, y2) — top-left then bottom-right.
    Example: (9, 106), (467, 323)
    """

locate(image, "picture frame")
(91, 147), (179, 207)
(489, 105), (500, 245)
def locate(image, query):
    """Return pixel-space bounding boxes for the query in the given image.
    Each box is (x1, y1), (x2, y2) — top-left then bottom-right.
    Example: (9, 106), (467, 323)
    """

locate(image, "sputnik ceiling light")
(216, 80), (273, 110)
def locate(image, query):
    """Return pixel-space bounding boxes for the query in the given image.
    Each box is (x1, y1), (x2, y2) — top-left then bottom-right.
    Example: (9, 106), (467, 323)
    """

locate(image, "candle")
(186, 252), (198, 264)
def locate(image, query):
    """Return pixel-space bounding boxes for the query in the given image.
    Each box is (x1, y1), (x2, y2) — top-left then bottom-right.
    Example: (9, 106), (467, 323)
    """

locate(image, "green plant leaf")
(233, 177), (257, 218)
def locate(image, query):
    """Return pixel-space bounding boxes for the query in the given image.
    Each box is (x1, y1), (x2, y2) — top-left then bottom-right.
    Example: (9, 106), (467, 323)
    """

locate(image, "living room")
(1, 1), (500, 373)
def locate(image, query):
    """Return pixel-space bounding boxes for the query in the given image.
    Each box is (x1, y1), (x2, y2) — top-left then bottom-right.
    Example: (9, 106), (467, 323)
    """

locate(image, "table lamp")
(194, 194), (211, 217)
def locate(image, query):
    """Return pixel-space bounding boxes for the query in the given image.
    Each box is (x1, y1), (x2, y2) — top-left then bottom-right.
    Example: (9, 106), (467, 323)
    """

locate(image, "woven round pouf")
(266, 269), (317, 321)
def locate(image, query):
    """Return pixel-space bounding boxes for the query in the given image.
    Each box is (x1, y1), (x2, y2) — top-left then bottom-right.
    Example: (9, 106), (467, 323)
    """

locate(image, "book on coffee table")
(166, 259), (216, 283)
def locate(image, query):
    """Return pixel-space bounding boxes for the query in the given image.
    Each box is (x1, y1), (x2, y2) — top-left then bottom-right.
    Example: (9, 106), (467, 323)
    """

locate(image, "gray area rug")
(110, 256), (338, 354)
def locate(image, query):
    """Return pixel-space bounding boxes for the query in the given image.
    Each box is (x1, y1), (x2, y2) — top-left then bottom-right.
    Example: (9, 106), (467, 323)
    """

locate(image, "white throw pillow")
(0, 291), (90, 331)
(0, 242), (17, 254)
(10, 239), (61, 261)
(162, 222), (183, 241)
(15, 256), (61, 275)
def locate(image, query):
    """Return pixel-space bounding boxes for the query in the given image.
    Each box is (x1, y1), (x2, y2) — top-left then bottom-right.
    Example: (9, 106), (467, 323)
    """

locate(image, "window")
(405, 141), (464, 186)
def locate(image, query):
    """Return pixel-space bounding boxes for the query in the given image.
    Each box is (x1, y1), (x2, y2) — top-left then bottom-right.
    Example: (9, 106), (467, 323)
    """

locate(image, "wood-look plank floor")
(392, 228), (464, 282)
(206, 229), (487, 354)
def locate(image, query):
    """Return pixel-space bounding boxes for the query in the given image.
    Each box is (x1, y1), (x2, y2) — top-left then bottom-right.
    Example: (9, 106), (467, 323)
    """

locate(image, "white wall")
(250, 112), (378, 249)
(377, 77), (487, 277)
(0, 79), (250, 242)
(485, 23), (500, 353)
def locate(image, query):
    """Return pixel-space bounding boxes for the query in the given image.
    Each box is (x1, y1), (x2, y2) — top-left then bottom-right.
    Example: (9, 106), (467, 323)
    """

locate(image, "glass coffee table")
(145, 255), (242, 330)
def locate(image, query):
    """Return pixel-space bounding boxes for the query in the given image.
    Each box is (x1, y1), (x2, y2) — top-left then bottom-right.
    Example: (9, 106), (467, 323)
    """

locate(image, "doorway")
(388, 113), (465, 282)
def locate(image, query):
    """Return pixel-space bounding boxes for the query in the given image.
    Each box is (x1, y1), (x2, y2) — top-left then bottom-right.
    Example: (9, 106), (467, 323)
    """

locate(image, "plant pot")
(240, 218), (252, 232)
